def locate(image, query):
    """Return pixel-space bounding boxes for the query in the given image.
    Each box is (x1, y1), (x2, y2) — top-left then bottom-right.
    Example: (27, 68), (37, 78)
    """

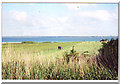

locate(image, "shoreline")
(2, 42), (21, 43)
(2, 41), (100, 44)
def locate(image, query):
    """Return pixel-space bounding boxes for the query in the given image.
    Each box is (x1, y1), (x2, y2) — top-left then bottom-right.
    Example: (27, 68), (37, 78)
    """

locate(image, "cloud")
(111, 7), (118, 20)
(10, 10), (27, 21)
(2, 4), (118, 36)
(79, 10), (112, 21)
(58, 17), (68, 23)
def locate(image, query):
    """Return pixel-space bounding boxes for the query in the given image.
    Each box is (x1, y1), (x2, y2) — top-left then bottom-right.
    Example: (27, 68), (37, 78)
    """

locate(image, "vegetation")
(96, 38), (118, 74)
(21, 41), (37, 44)
(63, 46), (81, 64)
(100, 39), (109, 43)
(2, 41), (118, 80)
(100, 39), (109, 41)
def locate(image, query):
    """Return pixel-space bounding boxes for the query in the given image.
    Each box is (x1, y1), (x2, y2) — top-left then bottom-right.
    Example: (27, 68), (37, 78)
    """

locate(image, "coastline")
(2, 36), (118, 43)
(2, 42), (21, 43)
(2, 41), (101, 44)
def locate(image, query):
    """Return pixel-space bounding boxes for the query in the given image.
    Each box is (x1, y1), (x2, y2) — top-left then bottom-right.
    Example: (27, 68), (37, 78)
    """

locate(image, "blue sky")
(2, 3), (118, 36)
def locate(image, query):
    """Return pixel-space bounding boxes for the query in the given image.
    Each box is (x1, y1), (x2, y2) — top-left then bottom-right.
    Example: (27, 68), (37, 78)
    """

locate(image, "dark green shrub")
(100, 39), (109, 41)
(96, 38), (118, 74)
(63, 46), (79, 64)
(82, 51), (89, 57)
(42, 42), (51, 43)
(21, 41), (37, 44)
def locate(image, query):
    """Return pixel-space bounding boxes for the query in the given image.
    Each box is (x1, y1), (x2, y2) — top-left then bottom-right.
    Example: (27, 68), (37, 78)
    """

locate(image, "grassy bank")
(2, 41), (118, 80)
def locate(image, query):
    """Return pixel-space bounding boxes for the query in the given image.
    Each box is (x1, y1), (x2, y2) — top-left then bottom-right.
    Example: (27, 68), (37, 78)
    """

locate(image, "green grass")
(2, 41), (118, 80)
(2, 41), (101, 63)
(2, 42), (79, 60)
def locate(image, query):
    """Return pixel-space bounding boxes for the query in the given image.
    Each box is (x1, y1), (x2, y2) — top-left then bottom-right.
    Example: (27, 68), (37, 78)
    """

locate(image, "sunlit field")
(2, 41), (118, 80)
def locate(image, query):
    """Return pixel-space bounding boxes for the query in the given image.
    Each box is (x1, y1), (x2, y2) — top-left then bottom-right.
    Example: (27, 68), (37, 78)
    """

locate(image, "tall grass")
(2, 57), (118, 80)
(2, 41), (118, 80)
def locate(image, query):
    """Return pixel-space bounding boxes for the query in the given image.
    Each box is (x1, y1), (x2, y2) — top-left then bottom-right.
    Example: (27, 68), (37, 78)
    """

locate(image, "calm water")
(2, 36), (118, 42)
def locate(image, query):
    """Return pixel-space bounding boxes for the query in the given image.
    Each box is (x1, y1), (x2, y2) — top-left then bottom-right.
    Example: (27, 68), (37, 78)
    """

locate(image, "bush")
(21, 41), (37, 44)
(82, 51), (89, 57)
(96, 38), (118, 73)
(42, 42), (51, 43)
(63, 46), (79, 64)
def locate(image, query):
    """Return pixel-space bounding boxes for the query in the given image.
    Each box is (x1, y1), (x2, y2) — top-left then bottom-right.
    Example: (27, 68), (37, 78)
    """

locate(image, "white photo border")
(0, 0), (119, 83)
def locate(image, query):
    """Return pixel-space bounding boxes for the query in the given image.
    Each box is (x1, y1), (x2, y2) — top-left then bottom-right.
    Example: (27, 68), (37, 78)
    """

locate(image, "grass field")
(2, 41), (118, 80)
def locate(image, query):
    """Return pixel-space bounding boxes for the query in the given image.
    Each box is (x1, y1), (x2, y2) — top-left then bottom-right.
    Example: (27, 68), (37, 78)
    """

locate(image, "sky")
(2, 3), (118, 36)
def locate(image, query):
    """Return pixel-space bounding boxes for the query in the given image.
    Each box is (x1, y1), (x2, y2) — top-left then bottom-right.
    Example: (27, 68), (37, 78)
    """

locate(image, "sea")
(2, 36), (118, 43)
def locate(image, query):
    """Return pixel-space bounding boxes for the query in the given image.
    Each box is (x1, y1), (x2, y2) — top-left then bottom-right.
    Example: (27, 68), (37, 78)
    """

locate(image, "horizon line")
(2, 35), (118, 37)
